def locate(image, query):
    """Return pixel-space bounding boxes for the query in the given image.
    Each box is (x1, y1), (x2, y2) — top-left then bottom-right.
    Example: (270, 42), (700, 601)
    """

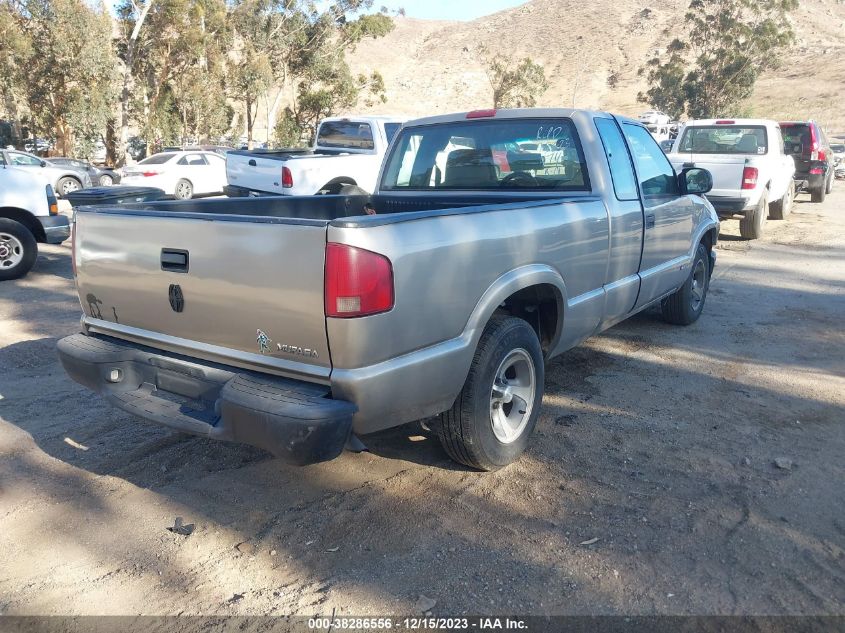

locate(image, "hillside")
(345, 0), (845, 133)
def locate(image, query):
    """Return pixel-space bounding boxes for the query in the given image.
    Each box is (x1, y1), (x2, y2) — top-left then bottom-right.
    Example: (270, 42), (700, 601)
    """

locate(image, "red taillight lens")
(809, 167), (824, 175)
(467, 109), (497, 119)
(140, 171), (159, 177)
(741, 166), (758, 189)
(325, 243), (393, 318)
(817, 149), (826, 161)
(281, 166), (293, 188)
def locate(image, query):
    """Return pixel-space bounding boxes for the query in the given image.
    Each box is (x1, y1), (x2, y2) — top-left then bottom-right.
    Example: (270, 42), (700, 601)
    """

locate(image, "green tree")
(228, 0), (393, 148)
(0, 0), (31, 142)
(477, 46), (549, 109)
(639, 0), (798, 119)
(17, 0), (117, 156)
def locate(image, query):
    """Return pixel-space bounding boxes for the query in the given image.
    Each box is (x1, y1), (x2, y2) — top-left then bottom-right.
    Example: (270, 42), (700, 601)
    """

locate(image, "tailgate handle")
(248, 159), (257, 166)
(161, 249), (189, 273)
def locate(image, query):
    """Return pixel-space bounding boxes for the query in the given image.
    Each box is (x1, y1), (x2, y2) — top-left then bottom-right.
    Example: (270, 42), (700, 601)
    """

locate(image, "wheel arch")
(0, 207), (45, 242)
(466, 265), (567, 359)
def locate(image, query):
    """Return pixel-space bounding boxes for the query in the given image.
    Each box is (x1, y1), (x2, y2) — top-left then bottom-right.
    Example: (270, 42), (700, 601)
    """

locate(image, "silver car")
(0, 148), (92, 196)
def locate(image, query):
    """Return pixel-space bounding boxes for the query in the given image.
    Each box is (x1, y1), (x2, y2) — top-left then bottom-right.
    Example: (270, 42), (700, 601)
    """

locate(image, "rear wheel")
(661, 243), (710, 325)
(769, 181), (794, 220)
(174, 179), (193, 200)
(99, 173), (114, 186)
(739, 192), (767, 239)
(825, 172), (834, 194)
(0, 218), (38, 281)
(810, 181), (826, 203)
(437, 315), (544, 471)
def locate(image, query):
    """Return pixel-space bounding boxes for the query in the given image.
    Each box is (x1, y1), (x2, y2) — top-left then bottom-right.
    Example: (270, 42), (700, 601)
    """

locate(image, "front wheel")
(0, 218), (38, 281)
(661, 243), (710, 325)
(437, 315), (544, 471)
(174, 179), (193, 200)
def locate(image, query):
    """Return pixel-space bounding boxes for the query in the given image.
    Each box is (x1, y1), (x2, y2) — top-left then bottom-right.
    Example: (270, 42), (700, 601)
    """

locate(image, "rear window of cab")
(380, 118), (590, 192)
(677, 126), (769, 155)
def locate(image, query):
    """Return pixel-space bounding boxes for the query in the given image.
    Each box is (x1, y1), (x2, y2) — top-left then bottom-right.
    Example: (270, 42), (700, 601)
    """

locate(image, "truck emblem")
(256, 329), (272, 354)
(276, 343), (319, 359)
(168, 284), (184, 313)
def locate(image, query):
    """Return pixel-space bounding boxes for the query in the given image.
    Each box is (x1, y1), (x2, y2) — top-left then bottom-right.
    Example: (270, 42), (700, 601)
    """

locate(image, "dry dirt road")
(1, 188), (843, 620)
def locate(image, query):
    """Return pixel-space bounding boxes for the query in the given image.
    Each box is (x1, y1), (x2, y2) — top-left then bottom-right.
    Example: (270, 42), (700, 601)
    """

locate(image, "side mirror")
(681, 167), (712, 195)
(40, 160), (47, 167)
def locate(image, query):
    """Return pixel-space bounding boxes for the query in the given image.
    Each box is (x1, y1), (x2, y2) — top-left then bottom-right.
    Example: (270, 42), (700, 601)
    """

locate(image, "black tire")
(661, 243), (710, 325)
(99, 173), (114, 186)
(0, 218), (38, 281)
(739, 191), (767, 239)
(57, 176), (82, 197)
(810, 183), (826, 203)
(437, 315), (544, 471)
(769, 181), (793, 220)
(825, 172), (833, 194)
(174, 179), (193, 200)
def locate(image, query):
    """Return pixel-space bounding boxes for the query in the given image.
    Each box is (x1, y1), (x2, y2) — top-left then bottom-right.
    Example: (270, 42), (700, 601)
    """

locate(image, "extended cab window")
(622, 124), (679, 202)
(678, 125), (769, 155)
(595, 118), (638, 200)
(317, 121), (375, 150)
(381, 118), (590, 191)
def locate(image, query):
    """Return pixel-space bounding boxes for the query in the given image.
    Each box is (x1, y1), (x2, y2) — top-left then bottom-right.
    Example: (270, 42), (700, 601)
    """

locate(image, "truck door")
(619, 122), (695, 308)
(594, 118), (644, 325)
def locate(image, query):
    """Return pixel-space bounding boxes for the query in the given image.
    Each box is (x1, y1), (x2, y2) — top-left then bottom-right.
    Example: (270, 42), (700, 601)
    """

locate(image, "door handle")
(248, 159), (257, 167)
(645, 214), (656, 229)
(161, 249), (189, 273)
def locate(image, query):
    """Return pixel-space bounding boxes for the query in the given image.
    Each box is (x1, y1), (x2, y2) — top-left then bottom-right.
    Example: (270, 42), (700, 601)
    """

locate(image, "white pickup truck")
(0, 165), (69, 280)
(224, 116), (404, 197)
(667, 119), (795, 239)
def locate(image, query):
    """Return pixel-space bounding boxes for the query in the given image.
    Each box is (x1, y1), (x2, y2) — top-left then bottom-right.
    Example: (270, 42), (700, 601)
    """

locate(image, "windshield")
(316, 121), (375, 150)
(678, 125), (768, 155)
(380, 117), (590, 191)
(139, 153), (176, 165)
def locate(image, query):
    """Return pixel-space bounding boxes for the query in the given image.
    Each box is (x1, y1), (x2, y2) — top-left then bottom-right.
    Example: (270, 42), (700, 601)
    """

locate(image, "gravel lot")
(1, 188), (843, 618)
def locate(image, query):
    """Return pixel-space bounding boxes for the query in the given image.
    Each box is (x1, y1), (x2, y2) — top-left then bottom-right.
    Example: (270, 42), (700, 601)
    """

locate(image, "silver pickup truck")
(58, 108), (719, 470)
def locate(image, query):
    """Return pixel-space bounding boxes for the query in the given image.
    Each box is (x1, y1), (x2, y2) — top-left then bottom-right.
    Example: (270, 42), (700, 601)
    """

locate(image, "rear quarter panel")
(325, 197), (610, 370)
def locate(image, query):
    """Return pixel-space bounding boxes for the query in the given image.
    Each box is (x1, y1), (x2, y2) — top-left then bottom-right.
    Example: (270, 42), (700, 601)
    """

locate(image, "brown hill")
(345, 0), (845, 134)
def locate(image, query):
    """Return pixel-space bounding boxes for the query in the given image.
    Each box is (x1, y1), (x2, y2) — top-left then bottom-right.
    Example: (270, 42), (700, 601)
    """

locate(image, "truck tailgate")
(670, 154), (747, 197)
(227, 153), (289, 194)
(74, 209), (332, 380)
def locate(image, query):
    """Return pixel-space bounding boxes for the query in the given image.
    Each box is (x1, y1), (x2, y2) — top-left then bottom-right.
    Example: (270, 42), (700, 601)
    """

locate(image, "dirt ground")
(1, 188), (843, 619)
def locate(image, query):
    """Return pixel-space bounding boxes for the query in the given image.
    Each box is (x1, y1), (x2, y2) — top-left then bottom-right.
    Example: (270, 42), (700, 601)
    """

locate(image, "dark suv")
(779, 121), (835, 202)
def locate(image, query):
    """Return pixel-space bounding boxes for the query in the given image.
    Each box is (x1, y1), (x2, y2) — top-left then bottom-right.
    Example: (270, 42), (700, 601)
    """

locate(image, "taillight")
(809, 124), (819, 160)
(467, 109), (497, 119)
(325, 243), (393, 318)
(817, 149), (827, 161)
(715, 120), (735, 125)
(809, 167), (823, 175)
(140, 171), (159, 177)
(281, 166), (293, 188)
(741, 166), (758, 190)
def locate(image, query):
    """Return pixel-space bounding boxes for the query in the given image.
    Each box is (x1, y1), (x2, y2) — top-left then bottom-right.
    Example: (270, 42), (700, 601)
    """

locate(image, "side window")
(595, 118), (638, 201)
(622, 124), (679, 204)
(10, 152), (40, 166)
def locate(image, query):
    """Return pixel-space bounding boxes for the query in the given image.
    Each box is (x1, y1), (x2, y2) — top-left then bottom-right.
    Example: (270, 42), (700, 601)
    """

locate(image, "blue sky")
(379, 0), (528, 21)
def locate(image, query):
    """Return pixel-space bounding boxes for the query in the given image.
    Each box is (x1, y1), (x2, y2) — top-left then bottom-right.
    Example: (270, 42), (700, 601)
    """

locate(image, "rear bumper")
(705, 196), (750, 216)
(57, 333), (356, 465)
(38, 214), (71, 244)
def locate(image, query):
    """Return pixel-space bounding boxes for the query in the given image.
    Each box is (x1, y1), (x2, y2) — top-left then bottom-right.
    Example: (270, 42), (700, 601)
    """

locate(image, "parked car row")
(665, 117), (837, 239)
